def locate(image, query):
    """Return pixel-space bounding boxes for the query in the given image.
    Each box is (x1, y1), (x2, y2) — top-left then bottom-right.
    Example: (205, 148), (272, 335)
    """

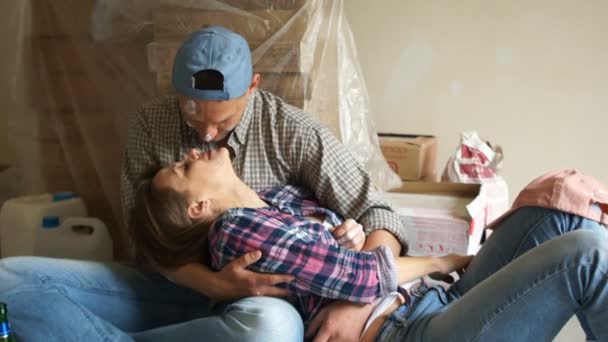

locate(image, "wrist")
(171, 263), (218, 298)
(435, 256), (447, 274)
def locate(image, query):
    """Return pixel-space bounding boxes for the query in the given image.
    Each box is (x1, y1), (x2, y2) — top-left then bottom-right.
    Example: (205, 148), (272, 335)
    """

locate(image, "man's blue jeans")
(0, 257), (304, 341)
(377, 207), (608, 341)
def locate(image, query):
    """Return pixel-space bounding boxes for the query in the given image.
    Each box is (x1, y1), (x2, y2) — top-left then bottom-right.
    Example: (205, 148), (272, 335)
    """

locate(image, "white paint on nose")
(185, 99), (196, 114)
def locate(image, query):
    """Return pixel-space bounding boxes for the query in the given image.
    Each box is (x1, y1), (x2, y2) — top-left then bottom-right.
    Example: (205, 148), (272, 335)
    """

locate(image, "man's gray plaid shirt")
(120, 89), (407, 251)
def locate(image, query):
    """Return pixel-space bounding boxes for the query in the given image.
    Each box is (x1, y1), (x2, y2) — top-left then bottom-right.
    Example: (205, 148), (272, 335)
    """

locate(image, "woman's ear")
(188, 199), (210, 220)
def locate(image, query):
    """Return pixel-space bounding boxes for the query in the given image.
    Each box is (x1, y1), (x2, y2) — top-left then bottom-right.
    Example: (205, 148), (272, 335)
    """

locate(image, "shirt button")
(348, 272), (355, 279)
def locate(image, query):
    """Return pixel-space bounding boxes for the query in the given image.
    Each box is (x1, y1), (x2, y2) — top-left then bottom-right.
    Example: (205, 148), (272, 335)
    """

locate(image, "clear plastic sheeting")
(2, 0), (400, 260)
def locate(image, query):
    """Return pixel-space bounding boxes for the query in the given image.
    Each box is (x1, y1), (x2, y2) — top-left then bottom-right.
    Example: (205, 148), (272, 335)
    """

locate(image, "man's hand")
(305, 301), (374, 342)
(165, 250), (295, 302)
(331, 219), (366, 251)
(210, 250), (295, 301)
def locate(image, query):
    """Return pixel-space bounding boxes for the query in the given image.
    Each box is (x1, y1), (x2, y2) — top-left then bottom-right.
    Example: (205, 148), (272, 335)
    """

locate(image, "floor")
(555, 318), (584, 341)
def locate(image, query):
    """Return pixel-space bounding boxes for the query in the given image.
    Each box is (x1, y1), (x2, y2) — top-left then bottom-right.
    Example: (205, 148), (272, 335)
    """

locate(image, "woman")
(132, 148), (608, 341)
(130, 148), (470, 330)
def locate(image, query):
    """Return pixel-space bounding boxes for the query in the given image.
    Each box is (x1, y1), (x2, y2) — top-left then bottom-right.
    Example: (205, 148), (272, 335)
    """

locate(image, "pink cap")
(489, 168), (608, 228)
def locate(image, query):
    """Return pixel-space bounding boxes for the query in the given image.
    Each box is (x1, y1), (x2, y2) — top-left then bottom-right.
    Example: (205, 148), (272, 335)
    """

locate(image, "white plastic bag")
(442, 131), (509, 224)
(442, 131), (503, 183)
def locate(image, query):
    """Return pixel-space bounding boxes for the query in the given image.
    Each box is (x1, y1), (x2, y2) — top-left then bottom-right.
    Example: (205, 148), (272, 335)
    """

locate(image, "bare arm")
(395, 254), (472, 285)
(364, 228), (471, 284)
(363, 229), (401, 255)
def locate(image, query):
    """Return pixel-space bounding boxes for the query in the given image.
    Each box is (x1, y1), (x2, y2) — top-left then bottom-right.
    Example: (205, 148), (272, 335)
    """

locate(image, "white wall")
(345, 0), (608, 198)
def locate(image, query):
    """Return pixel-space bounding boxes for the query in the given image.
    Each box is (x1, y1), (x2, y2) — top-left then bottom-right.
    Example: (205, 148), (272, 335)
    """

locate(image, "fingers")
(257, 273), (295, 286)
(340, 231), (365, 250)
(331, 219), (357, 239)
(312, 328), (331, 342)
(230, 250), (262, 269)
(341, 227), (365, 249)
(249, 272), (295, 297)
(305, 307), (328, 338)
(332, 219), (364, 249)
(255, 285), (292, 298)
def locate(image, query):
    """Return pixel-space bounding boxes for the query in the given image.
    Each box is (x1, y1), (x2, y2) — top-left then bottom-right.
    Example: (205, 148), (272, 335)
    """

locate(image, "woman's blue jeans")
(0, 256), (303, 341)
(377, 206), (608, 341)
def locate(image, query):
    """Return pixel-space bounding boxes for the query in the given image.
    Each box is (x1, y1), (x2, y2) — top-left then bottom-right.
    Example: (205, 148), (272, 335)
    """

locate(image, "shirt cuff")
(359, 208), (409, 253)
(370, 245), (398, 296)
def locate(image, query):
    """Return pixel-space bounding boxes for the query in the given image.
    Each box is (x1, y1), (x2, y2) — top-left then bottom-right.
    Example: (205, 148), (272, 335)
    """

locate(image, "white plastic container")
(0, 192), (113, 262)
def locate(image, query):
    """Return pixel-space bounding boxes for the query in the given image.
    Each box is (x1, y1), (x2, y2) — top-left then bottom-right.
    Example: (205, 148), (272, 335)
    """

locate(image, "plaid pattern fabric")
(208, 185), (390, 323)
(120, 89), (407, 254)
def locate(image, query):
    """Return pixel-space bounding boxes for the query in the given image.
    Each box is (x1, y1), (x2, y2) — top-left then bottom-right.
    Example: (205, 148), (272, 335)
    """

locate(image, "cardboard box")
(153, 9), (309, 42)
(25, 38), (152, 112)
(378, 134), (437, 181)
(379, 181), (488, 256)
(219, 0), (307, 10)
(26, 0), (95, 39)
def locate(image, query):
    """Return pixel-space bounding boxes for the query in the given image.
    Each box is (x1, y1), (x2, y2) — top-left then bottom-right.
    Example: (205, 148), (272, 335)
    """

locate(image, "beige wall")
(345, 0), (608, 198)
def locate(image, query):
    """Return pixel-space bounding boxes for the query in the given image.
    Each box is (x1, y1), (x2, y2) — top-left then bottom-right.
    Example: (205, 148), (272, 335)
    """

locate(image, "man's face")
(177, 94), (248, 142)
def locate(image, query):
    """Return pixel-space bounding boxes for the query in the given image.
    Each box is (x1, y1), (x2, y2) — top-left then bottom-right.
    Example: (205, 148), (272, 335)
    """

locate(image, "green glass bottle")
(0, 303), (15, 342)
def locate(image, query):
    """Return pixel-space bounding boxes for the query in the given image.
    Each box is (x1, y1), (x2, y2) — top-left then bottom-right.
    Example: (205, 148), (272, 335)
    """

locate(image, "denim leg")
(0, 257), (303, 342)
(452, 207), (606, 296)
(451, 207), (606, 340)
(132, 296), (304, 342)
(384, 229), (608, 342)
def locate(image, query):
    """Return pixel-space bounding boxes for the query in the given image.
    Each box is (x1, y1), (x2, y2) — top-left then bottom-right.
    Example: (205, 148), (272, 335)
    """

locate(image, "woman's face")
(152, 147), (233, 202)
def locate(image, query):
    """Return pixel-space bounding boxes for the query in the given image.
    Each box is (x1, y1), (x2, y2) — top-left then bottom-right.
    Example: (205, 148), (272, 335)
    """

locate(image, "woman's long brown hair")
(129, 170), (211, 271)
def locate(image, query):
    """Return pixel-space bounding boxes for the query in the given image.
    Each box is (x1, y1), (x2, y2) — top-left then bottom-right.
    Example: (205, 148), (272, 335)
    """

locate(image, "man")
(0, 26), (406, 342)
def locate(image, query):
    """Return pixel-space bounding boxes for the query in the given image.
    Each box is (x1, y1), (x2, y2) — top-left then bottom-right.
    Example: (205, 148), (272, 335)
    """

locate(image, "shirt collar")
(231, 90), (257, 145)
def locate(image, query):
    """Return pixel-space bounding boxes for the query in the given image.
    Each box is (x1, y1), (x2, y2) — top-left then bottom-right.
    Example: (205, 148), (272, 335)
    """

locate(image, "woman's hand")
(436, 254), (473, 275)
(331, 219), (366, 251)
(305, 300), (374, 342)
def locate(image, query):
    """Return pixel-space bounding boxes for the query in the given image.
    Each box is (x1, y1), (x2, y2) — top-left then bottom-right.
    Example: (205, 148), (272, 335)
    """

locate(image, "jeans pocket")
(434, 286), (449, 305)
(406, 287), (447, 321)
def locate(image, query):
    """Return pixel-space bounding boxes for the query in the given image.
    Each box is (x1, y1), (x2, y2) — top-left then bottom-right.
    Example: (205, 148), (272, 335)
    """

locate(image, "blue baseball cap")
(172, 26), (253, 101)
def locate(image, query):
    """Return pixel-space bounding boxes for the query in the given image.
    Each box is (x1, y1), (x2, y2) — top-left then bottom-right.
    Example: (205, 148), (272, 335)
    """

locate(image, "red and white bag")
(442, 131), (509, 224)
